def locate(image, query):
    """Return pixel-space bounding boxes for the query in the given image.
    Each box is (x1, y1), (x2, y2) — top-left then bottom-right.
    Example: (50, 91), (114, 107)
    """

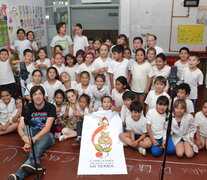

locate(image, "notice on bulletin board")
(177, 25), (204, 44)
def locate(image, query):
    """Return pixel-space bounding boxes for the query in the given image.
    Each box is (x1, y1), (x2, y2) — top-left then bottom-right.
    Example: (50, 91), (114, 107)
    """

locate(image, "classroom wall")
(120, 0), (207, 54)
(1, 0), (47, 48)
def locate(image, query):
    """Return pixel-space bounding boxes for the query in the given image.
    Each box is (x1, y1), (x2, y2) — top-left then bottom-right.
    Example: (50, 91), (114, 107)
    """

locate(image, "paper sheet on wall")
(177, 25), (204, 44)
(196, 6), (207, 25)
(78, 110), (127, 175)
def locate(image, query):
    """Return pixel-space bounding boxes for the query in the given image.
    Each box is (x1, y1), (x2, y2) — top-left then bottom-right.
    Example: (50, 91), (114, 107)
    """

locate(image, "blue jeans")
(190, 99), (197, 111)
(151, 138), (175, 157)
(16, 126), (55, 179)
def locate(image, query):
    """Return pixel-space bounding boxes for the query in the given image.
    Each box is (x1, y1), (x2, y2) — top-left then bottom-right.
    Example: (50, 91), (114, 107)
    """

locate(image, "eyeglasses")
(147, 39), (155, 42)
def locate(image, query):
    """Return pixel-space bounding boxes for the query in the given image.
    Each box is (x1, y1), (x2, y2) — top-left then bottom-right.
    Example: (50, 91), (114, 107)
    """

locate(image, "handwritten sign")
(177, 25), (204, 44)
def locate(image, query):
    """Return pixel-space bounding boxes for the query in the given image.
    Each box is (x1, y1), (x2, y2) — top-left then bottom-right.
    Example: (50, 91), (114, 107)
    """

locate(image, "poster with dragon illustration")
(78, 110), (127, 175)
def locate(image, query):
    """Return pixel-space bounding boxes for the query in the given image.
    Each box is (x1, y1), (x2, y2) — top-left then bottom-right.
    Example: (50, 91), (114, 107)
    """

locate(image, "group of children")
(0, 22), (206, 159)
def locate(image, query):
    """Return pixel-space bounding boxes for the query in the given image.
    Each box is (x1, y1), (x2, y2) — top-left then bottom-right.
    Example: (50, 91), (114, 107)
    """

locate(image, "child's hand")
(131, 141), (137, 147)
(153, 140), (160, 146)
(99, 67), (105, 73)
(190, 137), (195, 143)
(122, 121), (126, 127)
(74, 110), (80, 116)
(162, 140), (166, 149)
(144, 88), (149, 95)
(111, 106), (116, 111)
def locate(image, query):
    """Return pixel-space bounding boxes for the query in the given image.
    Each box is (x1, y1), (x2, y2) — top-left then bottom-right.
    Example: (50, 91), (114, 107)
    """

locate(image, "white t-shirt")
(65, 64), (78, 82)
(91, 85), (110, 109)
(146, 45), (164, 55)
(146, 108), (167, 139)
(60, 81), (77, 92)
(31, 41), (38, 51)
(0, 59), (15, 85)
(130, 61), (154, 93)
(11, 39), (31, 60)
(43, 80), (62, 103)
(108, 58), (129, 86)
(0, 98), (17, 125)
(174, 60), (189, 80)
(75, 83), (93, 99)
(75, 63), (95, 84)
(145, 90), (170, 111)
(50, 35), (73, 56)
(73, 35), (89, 55)
(111, 88), (125, 107)
(24, 83), (48, 97)
(52, 64), (65, 75)
(120, 104), (131, 123)
(181, 67), (203, 99)
(92, 57), (112, 88)
(128, 59), (135, 71)
(126, 115), (147, 135)
(195, 111), (207, 138)
(36, 58), (51, 82)
(174, 97), (194, 114)
(151, 65), (171, 91)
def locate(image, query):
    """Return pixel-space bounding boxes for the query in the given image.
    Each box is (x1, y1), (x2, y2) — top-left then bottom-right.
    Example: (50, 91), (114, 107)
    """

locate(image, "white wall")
(1, 0), (47, 47)
(119, 0), (207, 54)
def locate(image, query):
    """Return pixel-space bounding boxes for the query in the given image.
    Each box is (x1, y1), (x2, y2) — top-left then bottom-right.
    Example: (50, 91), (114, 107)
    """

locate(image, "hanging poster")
(177, 25), (205, 44)
(78, 110), (127, 175)
(0, 4), (9, 47)
(196, 6), (207, 25)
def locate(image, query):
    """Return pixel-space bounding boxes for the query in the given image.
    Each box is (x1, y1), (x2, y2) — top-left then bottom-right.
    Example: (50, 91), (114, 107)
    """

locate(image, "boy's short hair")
(16, 28), (25, 35)
(147, 47), (156, 54)
(156, 96), (169, 106)
(23, 49), (33, 56)
(0, 48), (9, 54)
(148, 34), (157, 40)
(0, 87), (11, 96)
(156, 53), (166, 62)
(101, 95), (112, 103)
(177, 83), (191, 95)
(130, 101), (143, 112)
(112, 45), (124, 54)
(179, 47), (190, 54)
(189, 52), (200, 60)
(122, 91), (136, 101)
(56, 22), (66, 34)
(76, 23), (83, 29)
(133, 37), (143, 44)
(154, 76), (167, 86)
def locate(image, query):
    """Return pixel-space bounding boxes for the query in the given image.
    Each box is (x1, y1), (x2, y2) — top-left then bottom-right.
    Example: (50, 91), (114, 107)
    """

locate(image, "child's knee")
(176, 151), (184, 158)
(143, 138), (152, 148)
(151, 146), (162, 157)
(185, 151), (194, 159)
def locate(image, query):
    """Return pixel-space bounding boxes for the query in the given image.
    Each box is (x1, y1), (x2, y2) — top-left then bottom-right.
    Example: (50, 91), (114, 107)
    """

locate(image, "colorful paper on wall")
(78, 110), (127, 175)
(0, 4), (9, 47)
(196, 6), (207, 25)
(177, 25), (205, 44)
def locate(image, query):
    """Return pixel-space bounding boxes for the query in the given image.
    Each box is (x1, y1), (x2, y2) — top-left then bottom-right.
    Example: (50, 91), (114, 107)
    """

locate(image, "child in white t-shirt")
(73, 23), (89, 55)
(75, 49), (85, 68)
(0, 49), (16, 97)
(52, 53), (65, 75)
(26, 31), (38, 55)
(147, 96), (175, 157)
(43, 67), (62, 103)
(195, 100), (207, 150)
(10, 29), (31, 60)
(129, 48), (154, 107)
(175, 83), (194, 115)
(59, 72), (77, 92)
(145, 76), (170, 114)
(98, 95), (113, 111)
(0, 88), (18, 135)
(92, 44), (112, 89)
(146, 47), (156, 66)
(181, 53), (203, 109)
(36, 48), (51, 82)
(120, 91), (136, 126)
(124, 48), (135, 74)
(119, 101), (151, 156)
(64, 54), (78, 82)
(151, 53), (171, 91)
(91, 74), (110, 109)
(51, 22), (73, 56)
(108, 45), (129, 89)
(111, 76), (130, 112)
(75, 51), (95, 84)
(174, 47), (189, 80)
(167, 99), (197, 158)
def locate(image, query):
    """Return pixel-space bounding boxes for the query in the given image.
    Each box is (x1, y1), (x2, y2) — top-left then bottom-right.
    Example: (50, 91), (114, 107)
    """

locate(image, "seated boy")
(119, 101), (152, 156)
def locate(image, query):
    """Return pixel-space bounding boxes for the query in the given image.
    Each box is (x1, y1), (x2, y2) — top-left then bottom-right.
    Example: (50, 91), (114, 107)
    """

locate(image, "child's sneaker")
(55, 132), (61, 139)
(138, 147), (147, 156)
(59, 135), (67, 142)
(72, 139), (81, 149)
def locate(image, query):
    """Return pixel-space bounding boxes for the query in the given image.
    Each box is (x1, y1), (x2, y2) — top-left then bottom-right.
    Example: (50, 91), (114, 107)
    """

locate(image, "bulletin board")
(1, 0), (47, 49)
(177, 25), (205, 44)
(0, 4), (9, 47)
